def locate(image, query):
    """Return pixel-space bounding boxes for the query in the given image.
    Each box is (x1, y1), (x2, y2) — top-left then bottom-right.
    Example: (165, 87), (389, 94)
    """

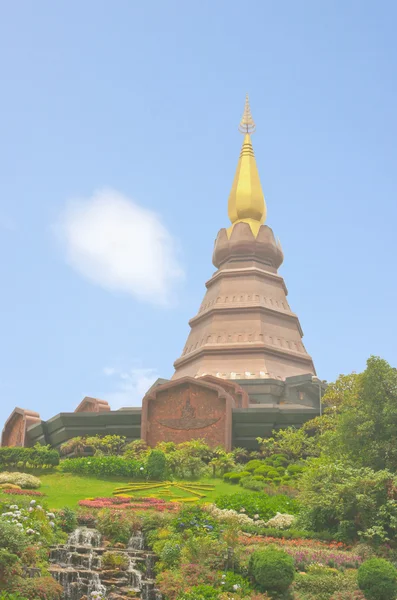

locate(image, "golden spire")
(227, 95), (267, 238)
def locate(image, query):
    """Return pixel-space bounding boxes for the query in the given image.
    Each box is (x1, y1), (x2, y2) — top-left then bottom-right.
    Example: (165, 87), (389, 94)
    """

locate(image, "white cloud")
(103, 366), (158, 408)
(56, 189), (184, 305)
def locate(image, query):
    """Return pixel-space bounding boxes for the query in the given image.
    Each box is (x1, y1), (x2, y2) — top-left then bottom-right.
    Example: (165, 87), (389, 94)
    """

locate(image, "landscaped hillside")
(1, 357), (397, 600)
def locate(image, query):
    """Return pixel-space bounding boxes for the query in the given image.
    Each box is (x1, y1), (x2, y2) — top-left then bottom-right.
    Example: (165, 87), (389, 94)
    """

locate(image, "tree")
(336, 357), (397, 470)
(321, 372), (361, 412)
(257, 426), (320, 460)
(209, 452), (236, 477)
(298, 458), (397, 542)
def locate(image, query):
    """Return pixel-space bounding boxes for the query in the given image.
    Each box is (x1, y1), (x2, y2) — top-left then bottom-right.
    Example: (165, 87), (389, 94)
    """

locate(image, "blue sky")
(1, 1), (396, 427)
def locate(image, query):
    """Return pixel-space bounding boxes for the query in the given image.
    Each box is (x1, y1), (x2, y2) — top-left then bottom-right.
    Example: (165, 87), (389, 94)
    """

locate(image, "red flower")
(2, 489), (45, 497)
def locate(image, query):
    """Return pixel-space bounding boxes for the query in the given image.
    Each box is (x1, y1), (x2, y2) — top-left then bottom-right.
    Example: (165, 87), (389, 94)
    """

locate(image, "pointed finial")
(238, 94), (256, 134)
(227, 95), (266, 237)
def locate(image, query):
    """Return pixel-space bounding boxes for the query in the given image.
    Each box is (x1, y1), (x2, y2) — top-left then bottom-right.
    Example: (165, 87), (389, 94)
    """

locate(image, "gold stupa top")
(227, 95), (267, 238)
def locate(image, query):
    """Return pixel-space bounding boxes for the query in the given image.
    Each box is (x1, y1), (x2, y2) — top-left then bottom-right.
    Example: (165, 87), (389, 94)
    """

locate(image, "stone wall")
(141, 377), (233, 450)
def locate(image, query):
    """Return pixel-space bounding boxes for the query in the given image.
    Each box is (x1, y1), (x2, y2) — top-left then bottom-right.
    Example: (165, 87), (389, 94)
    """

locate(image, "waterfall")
(87, 572), (107, 596)
(128, 531), (144, 550)
(68, 526), (101, 547)
(50, 526), (162, 599)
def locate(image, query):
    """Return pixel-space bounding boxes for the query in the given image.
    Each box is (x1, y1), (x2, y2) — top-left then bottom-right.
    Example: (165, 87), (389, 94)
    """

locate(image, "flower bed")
(2, 489), (46, 497)
(238, 534), (349, 550)
(1, 500), (56, 541)
(0, 471), (41, 489)
(78, 496), (179, 511)
(238, 535), (362, 570)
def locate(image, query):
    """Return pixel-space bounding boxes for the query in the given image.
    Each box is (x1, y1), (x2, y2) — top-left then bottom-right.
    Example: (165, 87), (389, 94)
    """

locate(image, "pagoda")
(173, 96), (316, 382)
(1, 97), (323, 451)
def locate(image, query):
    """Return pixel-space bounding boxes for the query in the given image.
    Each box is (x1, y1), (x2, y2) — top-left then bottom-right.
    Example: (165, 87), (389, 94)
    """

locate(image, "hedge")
(59, 456), (143, 477)
(0, 447), (59, 469)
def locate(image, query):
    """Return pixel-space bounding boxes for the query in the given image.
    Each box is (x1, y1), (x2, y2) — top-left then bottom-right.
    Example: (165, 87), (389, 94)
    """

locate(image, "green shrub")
(215, 491), (299, 521)
(295, 566), (358, 600)
(0, 549), (19, 584)
(177, 585), (219, 600)
(56, 507), (77, 533)
(147, 450), (167, 480)
(270, 454), (289, 464)
(0, 594), (27, 600)
(330, 592), (366, 600)
(245, 460), (263, 472)
(96, 508), (136, 544)
(159, 540), (182, 569)
(223, 471), (250, 483)
(0, 446), (59, 470)
(286, 464), (304, 476)
(240, 476), (264, 491)
(59, 456), (142, 477)
(102, 551), (129, 570)
(220, 572), (252, 595)
(249, 547), (294, 593)
(298, 460), (397, 541)
(0, 521), (29, 554)
(254, 465), (279, 478)
(358, 558), (397, 600)
(281, 476), (292, 484)
(11, 577), (63, 600)
(0, 472), (41, 489)
(0, 484), (21, 490)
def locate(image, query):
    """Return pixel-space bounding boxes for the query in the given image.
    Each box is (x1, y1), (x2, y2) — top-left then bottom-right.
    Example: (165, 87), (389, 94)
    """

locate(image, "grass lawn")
(23, 471), (241, 509)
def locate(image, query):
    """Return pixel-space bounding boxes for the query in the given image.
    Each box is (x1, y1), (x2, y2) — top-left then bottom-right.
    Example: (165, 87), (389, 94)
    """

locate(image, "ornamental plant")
(223, 471), (250, 484)
(249, 548), (295, 594)
(0, 521), (29, 554)
(147, 449), (168, 480)
(0, 549), (20, 585)
(0, 500), (56, 544)
(59, 455), (143, 477)
(219, 572), (252, 595)
(0, 445), (59, 469)
(56, 506), (77, 532)
(79, 496), (178, 511)
(0, 473), (41, 489)
(264, 512), (296, 529)
(215, 491), (299, 521)
(177, 585), (220, 599)
(101, 550), (129, 570)
(358, 558), (397, 600)
(2, 489), (45, 497)
(204, 504), (266, 528)
(240, 477), (265, 492)
(96, 508), (140, 544)
(298, 459), (397, 542)
(76, 509), (97, 527)
(294, 565), (358, 600)
(10, 576), (63, 600)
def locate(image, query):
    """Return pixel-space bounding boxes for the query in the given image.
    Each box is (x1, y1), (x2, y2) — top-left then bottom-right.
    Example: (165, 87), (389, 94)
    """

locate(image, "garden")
(1, 357), (397, 600)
